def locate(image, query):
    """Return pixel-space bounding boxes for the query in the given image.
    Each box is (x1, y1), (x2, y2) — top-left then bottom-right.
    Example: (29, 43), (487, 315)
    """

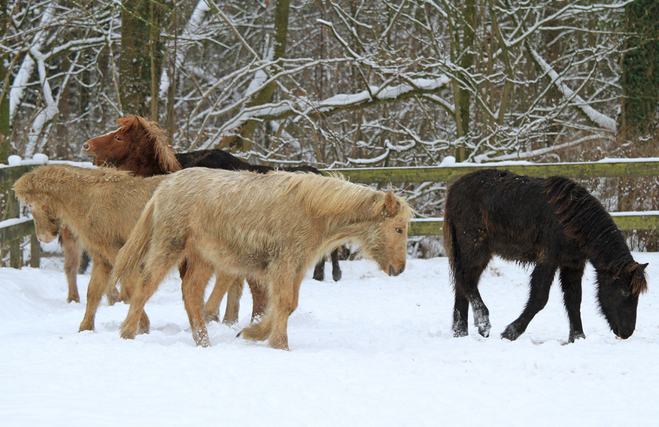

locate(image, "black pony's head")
(596, 262), (648, 339)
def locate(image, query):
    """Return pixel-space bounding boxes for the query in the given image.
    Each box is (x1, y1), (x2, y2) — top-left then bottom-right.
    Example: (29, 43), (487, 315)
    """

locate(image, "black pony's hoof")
(452, 327), (468, 338)
(332, 270), (342, 282)
(568, 332), (586, 343)
(501, 325), (521, 341)
(312, 272), (324, 281)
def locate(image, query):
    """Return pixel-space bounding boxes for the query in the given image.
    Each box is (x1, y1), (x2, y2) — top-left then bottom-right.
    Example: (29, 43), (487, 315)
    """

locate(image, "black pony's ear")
(630, 263), (649, 295)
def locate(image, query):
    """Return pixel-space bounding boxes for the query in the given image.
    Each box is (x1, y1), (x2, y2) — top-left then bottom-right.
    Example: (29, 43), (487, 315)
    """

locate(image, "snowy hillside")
(1, 254), (658, 426)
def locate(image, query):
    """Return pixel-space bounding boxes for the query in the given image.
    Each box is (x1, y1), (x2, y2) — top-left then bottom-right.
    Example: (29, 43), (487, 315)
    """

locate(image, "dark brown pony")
(444, 169), (648, 343)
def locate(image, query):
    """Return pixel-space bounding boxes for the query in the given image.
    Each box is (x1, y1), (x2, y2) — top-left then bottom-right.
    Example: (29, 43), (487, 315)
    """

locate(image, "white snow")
(1, 253), (658, 426)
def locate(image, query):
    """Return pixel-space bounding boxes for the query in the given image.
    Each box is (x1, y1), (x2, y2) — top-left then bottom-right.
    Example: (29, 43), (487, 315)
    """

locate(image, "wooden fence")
(1, 164), (43, 268)
(329, 158), (659, 236)
(1, 158), (658, 268)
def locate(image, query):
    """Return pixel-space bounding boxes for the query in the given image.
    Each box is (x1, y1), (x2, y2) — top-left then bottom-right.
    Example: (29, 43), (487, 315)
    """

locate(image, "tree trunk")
(0, 0), (9, 162)
(619, 0), (659, 142)
(219, 0), (291, 152)
(119, 0), (165, 119)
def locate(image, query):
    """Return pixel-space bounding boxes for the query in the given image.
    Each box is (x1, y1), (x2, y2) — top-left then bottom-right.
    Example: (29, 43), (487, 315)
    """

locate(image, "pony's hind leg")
(502, 262), (558, 341)
(181, 255), (214, 347)
(120, 250), (184, 340)
(451, 252), (491, 338)
(559, 265), (586, 343)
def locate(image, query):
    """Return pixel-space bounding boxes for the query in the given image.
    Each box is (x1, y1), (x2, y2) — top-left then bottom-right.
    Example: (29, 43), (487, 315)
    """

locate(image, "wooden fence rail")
(327, 159), (659, 236)
(1, 158), (658, 269)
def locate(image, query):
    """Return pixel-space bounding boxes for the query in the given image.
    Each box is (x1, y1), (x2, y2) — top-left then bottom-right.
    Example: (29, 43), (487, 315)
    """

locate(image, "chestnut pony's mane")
(115, 116), (181, 175)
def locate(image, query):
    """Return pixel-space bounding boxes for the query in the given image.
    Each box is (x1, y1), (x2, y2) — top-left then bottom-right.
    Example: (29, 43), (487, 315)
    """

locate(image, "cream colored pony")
(113, 168), (413, 350)
(13, 165), (169, 332)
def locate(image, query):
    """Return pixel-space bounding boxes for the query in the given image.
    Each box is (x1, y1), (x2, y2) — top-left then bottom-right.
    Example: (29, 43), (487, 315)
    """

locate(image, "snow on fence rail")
(2, 157), (659, 269)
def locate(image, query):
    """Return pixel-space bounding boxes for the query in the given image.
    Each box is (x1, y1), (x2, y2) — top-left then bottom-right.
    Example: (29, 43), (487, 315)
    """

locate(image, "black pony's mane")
(542, 176), (633, 271)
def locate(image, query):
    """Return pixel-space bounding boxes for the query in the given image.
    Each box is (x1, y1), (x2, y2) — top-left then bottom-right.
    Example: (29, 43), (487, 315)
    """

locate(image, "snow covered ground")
(1, 252), (658, 426)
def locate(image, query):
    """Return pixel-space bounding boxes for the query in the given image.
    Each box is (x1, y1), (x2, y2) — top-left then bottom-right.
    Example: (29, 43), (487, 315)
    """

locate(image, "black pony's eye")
(621, 289), (631, 297)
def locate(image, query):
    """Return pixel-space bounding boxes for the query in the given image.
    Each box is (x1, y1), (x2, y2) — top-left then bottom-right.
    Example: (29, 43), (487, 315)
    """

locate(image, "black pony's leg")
(312, 258), (325, 281)
(452, 292), (470, 337)
(330, 248), (342, 282)
(452, 254), (491, 338)
(502, 262), (557, 341)
(559, 265), (586, 343)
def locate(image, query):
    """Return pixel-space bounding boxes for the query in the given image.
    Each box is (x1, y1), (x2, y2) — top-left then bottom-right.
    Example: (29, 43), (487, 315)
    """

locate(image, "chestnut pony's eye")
(115, 135), (122, 141)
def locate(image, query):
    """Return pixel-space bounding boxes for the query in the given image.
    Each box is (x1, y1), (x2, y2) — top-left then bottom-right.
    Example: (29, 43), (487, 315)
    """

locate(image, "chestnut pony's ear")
(384, 191), (400, 217)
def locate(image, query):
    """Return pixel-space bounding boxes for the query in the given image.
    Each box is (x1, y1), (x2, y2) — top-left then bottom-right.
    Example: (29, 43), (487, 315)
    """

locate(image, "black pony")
(175, 149), (342, 281)
(444, 169), (648, 342)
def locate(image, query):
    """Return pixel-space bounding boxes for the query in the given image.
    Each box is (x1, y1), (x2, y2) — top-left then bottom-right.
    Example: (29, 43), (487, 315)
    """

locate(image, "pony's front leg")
(240, 272), (303, 350)
(502, 262), (557, 341)
(181, 256), (214, 347)
(61, 227), (82, 303)
(559, 265), (586, 343)
(78, 259), (111, 332)
(267, 272), (304, 350)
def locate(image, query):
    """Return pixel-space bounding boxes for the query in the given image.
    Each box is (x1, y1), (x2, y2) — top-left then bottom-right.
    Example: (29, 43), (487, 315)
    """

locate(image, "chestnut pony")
(113, 168), (413, 350)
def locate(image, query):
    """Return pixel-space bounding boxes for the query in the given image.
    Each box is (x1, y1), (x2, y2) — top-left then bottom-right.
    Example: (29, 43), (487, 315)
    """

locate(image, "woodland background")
(1, 0), (659, 249)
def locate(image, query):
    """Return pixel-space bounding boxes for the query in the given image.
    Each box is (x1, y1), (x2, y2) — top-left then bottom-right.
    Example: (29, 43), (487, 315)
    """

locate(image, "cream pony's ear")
(384, 191), (400, 216)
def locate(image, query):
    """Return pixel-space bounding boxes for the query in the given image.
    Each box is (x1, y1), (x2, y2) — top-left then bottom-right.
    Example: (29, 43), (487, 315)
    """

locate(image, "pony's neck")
(584, 228), (634, 273)
(317, 214), (377, 256)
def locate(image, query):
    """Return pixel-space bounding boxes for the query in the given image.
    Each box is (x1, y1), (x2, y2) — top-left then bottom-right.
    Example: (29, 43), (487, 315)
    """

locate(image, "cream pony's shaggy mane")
(269, 171), (414, 222)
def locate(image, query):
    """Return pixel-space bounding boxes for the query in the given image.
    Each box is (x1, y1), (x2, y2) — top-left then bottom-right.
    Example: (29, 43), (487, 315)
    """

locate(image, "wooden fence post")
(6, 189), (20, 268)
(30, 234), (40, 268)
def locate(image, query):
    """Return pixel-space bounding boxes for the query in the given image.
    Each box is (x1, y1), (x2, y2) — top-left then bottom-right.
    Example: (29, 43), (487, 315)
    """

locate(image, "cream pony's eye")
(395, 227), (403, 234)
